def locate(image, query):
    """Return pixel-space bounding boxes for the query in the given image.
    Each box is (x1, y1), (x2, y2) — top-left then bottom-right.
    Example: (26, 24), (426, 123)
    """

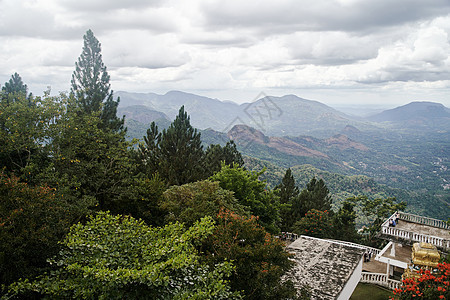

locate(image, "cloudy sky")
(1, 0), (450, 108)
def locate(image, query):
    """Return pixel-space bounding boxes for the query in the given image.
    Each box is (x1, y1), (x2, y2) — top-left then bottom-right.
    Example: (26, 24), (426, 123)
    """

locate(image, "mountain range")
(116, 91), (449, 138)
(115, 90), (449, 220)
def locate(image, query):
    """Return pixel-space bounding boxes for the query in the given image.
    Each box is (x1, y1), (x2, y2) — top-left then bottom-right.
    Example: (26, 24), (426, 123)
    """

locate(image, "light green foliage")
(0, 89), (61, 180)
(161, 180), (246, 226)
(7, 212), (240, 299)
(210, 164), (280, 233)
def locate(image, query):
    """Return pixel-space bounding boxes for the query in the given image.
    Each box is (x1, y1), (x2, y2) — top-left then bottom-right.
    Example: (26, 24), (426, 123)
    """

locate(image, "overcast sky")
(1, 0), (450, 108)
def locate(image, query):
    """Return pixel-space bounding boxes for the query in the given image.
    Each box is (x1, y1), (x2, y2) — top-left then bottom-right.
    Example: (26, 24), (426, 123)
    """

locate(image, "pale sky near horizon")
(1, 0), (450, 108)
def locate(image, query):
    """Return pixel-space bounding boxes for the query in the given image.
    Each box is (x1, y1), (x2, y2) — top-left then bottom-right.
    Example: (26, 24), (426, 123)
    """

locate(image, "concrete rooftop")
(284, 236), (364, 300)
(395, 220), (450, 240)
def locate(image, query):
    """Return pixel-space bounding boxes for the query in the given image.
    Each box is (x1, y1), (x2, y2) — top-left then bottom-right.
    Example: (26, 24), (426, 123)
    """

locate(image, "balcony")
(380, 211), (450, 251)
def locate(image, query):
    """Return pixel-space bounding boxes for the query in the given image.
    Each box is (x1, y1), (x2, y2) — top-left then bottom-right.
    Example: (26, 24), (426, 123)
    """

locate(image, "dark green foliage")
(1, 73), (29, 99)
(332, 200), (360, 242)
(275, 168), (300, 231)
(119, 174), (167, 227)
(139, 106), (205, 186)
(203, 140), (244, 177)
(201, 209), (297, 300)
(138, 122), (161, 175)
(0, 173), (73, 288)
(287, 176), (333, 230)
(276, 168), (299, 204)
(159, 106), (204, 185)
(300, 177), (332, 212)
(6, 212), (240, 299)
(209, 164), (280, 233)
(292, 209), (333, 238)
(71, 29), (124, 132)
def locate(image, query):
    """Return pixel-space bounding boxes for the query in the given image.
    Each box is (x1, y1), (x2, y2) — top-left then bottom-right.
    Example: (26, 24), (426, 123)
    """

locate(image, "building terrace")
(380, 211), (450, 251)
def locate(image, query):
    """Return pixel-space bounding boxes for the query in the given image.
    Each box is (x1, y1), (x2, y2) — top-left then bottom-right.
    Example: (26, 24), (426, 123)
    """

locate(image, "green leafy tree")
(292, 209), (333, 239)
(200, 209), (297, 300)
(6, 212), (241, 300)
(203, 141), (244, 177)
(0, 92), (60, 180)
(210, 164), (280, 233)
(0, 172), (74, 288)
(120, 173), (167, 227)
(275, 168), (300, 231)
(351, 195), (406, 247)
(43, 95), (134, 211)
(71, 29), (123, 132)
(161, 180), (246, 226)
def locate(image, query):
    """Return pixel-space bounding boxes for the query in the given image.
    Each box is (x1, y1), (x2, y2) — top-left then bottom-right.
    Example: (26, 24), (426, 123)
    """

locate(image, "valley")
(117, 91), (450, 220)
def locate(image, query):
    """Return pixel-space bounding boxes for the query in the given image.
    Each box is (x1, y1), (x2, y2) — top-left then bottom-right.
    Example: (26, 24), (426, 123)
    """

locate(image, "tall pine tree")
(139, 106), (205, 186)
(275, 168), (300, 231)
(299, 177), (332, 214)
(276, 168), (299, 204)
(2, 73), (28, 96)
(203, 141), (244, 177)
(71, 29), (123, 132)
(159, 106), (204, 185)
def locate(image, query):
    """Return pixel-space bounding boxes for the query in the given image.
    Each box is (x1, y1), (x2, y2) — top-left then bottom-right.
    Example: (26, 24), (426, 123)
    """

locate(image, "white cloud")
(1, 0), (450, 107)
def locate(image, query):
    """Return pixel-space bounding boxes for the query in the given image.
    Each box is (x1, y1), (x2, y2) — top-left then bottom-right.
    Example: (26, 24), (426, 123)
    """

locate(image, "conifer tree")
(71, 29), (123, 132)
(276, 168), (300, 231)
(297, 177), (332, 217)
(2, 73), (28, 96)
(276, 168), (299, 204)
(138, 122), (161, 175)
(158, 106), (204, 185)
(203, 140), (244, 177)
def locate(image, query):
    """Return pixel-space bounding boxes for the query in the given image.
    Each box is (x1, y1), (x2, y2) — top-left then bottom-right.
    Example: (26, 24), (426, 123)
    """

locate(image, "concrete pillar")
(390, 243), (396, 257)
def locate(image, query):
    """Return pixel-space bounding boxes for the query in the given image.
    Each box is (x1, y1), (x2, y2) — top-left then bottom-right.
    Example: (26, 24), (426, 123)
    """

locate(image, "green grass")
(350, 283), (393, 300)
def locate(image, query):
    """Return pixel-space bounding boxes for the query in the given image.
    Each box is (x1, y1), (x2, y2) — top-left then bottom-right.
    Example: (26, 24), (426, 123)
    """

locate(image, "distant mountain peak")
(368, 101), (450, 123)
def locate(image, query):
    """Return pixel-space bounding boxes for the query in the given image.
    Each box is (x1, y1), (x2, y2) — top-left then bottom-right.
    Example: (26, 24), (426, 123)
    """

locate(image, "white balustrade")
(360, 272), (401, 290)
(399, 211), (450, 229)
(381, 211), (450, 250)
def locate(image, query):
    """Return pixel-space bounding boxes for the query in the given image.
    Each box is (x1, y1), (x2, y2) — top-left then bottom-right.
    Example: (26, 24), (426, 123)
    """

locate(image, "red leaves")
(392, 262), (450, 299)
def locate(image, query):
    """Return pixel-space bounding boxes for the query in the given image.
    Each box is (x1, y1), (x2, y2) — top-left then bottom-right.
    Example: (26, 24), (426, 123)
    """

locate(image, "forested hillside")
(117, 88), (449, 222)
